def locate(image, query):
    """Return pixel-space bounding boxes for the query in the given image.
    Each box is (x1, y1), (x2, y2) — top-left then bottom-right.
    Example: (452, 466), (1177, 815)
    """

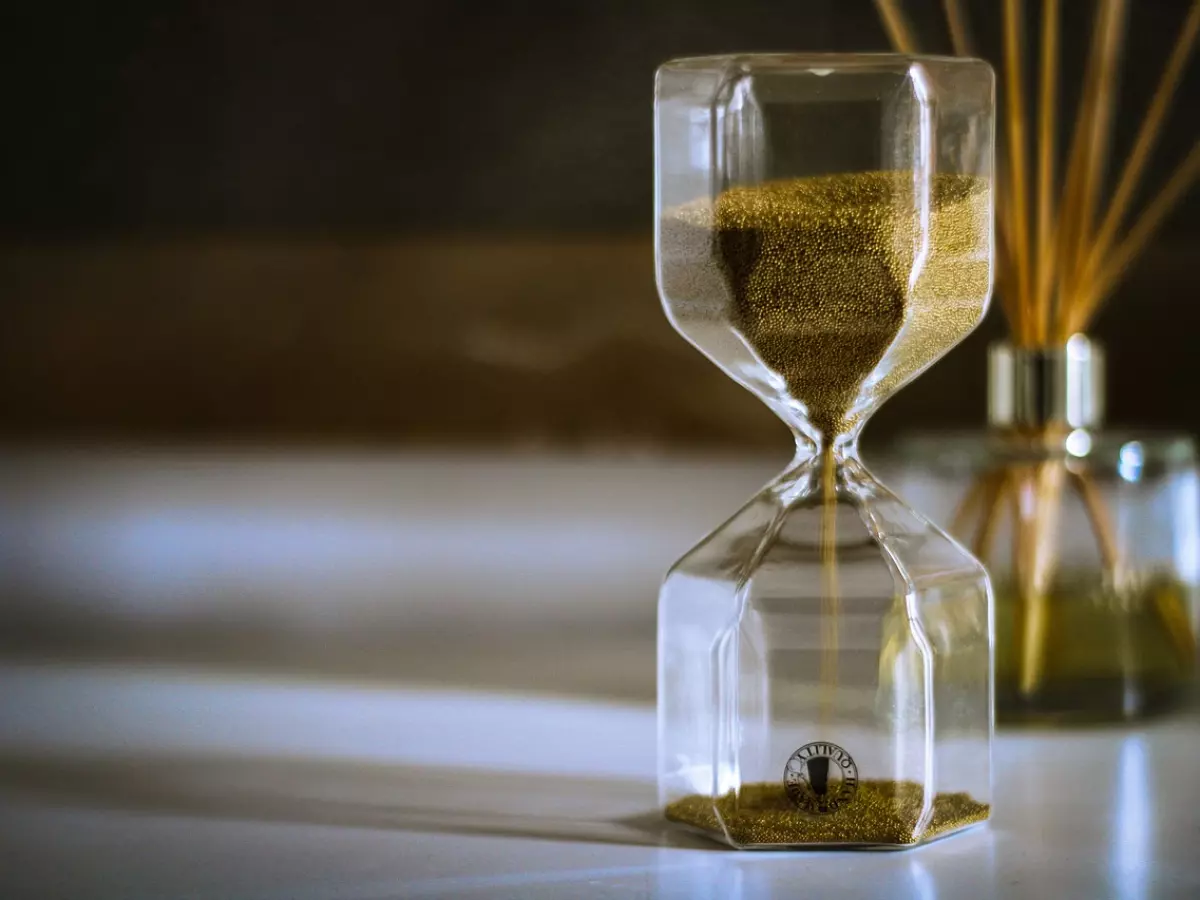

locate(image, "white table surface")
(2, 662), (1198, 900)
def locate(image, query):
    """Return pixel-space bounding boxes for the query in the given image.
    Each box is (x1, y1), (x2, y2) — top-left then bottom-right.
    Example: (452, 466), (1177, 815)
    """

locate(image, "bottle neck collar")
(987, 334), (1105, 430)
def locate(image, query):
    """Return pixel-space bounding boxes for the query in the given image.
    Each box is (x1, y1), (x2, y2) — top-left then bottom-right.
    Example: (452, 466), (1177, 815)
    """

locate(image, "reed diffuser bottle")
(877, 0), (1200, 721)
(655, 53), (995, 849)
(896, 340), (1199, 721)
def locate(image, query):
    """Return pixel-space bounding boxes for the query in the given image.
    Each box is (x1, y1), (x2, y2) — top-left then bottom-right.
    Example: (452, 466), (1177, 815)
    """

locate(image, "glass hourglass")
(655, 54), (996, 849)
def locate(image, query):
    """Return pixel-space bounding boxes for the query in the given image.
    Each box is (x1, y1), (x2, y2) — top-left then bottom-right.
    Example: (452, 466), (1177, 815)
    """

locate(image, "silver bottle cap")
(988, 334), (1105, 429)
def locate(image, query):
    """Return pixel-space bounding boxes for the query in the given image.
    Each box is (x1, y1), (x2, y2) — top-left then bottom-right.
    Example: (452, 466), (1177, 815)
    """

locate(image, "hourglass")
(655, 54), (995, 848)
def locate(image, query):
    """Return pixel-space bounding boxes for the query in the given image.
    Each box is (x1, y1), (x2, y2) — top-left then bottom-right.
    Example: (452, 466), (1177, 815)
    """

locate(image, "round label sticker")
(784, 741), (859, 814)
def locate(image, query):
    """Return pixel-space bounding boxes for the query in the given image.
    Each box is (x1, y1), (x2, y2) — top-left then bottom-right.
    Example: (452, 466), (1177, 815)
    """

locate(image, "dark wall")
(0, 2), (1197, 447)
(3, 1), (1197, 235)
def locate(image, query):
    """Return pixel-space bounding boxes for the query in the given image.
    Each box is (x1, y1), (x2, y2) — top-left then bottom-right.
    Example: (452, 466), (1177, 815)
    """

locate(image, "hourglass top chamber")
(654, 54), (997, 849)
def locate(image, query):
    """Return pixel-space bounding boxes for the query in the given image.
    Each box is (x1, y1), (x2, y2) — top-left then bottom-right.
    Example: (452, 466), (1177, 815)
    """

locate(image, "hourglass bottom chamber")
(658, 454), (993, 849)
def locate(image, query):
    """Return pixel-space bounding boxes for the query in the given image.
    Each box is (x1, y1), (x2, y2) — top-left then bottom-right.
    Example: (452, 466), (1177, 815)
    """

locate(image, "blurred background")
(1, 0), (1197, 701)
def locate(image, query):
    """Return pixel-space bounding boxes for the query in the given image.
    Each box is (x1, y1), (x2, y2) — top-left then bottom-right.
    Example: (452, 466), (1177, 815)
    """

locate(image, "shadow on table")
(0, 755), (713, 850)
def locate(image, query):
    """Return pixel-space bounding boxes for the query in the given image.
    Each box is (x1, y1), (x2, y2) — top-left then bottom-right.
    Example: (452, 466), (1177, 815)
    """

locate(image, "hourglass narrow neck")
(790, 428), (864, 469)
(775, 430), (879, 509)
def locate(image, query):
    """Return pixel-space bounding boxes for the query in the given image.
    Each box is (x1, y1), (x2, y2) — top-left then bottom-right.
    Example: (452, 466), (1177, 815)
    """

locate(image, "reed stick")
(1075, 141), (1200, 330)
(972, 469), (1009, 561)
(1002, 0), (1034, 337)
(1009, 466), (1027, 590)
(941, 0), (974, 57)
(1067, 0), (1128, 315)
(1054, 0), (1108, 332)
(1069, 469), (1118, 572)
(1153, 584), (1198, 665)
(1035, 0), (1060, 338)
(950, 467), (989, 539)
(1019, 459), (1066, 695)
(1083, 0), (1200, 288)
(873, 0), (918, 54)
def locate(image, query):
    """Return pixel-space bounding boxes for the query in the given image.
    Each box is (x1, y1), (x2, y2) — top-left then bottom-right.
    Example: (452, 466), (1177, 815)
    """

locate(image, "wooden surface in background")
(0, 237), (1195, 448)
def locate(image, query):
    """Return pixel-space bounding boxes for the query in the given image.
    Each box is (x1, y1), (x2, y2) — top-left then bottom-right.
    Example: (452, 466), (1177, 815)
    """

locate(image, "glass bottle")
(655, 54), (995, 849)
(893, 337), (1199, 723)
